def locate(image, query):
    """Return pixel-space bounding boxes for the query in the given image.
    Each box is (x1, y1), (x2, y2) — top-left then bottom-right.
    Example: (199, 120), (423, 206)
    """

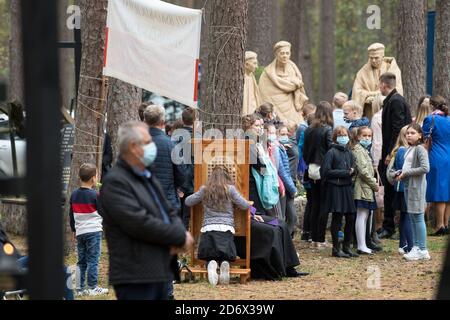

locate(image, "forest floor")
(9, 231), (448, 300)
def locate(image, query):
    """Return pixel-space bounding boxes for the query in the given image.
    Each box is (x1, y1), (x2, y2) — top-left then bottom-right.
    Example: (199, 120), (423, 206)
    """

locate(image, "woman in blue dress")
(422, 95), (450, 236)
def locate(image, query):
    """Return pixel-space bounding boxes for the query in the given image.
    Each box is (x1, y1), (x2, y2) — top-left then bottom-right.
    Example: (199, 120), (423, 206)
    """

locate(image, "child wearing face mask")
(278, 125), (299, 237)
(321, 127), (357, 258)
(265, 124), (297, 221)
(351, 127), (379, 255)
(395, 124), (431, 261)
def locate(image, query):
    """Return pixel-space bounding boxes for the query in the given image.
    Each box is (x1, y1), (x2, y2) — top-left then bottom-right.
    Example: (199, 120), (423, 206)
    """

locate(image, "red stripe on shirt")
(72, 203), (97, 214)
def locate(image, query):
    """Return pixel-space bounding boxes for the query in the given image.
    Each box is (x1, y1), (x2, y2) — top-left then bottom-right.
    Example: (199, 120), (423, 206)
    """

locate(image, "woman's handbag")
(375, 169), (384, 208)
(424, 115), (435, 151)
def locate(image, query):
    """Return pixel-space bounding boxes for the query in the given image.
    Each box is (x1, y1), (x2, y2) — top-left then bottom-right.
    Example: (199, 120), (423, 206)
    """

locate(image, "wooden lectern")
(181, 139), (251, 284)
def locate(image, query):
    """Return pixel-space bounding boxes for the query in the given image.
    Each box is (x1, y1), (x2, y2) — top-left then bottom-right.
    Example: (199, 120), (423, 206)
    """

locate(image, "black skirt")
(235, 216), (300, 281)
(393, 191), (407, 212)
(323, 184), (356, 214)
(197, 231), (236, 262)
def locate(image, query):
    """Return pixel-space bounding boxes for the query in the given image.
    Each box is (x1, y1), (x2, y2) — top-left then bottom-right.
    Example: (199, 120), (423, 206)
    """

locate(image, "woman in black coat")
(303, 102), (333, 247)
(321, 127), (357, 258)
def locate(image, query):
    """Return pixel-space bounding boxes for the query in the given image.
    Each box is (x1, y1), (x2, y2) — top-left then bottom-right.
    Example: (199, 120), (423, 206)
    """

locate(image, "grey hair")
(144, 104), (165, 127)
(117, 121), (149, 155)
(333, 92), (348, 108)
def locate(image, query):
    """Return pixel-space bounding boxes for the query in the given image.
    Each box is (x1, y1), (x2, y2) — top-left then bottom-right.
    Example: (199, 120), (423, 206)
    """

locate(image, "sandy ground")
(8, 232), (448, 300)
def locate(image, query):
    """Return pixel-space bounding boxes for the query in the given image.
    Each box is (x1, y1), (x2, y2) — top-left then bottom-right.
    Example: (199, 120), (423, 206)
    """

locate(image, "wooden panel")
(189, 139), (251, 273)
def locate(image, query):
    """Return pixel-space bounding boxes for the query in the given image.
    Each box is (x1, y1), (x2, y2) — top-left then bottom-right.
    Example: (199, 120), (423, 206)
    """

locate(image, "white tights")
(356, 208), (372, 253)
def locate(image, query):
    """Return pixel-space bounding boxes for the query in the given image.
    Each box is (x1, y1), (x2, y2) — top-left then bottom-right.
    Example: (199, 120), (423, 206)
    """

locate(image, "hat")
(368, 43), (385, 53)
(274, 41), (291, 53)
(245, 51), (258, 60)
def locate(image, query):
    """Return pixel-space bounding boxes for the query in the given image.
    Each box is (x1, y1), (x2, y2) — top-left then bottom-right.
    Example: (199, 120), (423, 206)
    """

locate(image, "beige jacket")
(352, 144), (378, 201)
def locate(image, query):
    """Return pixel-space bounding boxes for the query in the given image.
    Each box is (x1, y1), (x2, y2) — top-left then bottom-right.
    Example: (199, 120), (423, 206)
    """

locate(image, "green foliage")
(254, 66), (265, 83)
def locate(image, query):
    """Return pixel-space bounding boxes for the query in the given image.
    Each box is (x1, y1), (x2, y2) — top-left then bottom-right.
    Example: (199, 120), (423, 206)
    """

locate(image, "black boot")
(371, 231), (381, 245)
(343, 243), (359, 258)
(366, 217), (382, 252)
(332, 243), (350, 258)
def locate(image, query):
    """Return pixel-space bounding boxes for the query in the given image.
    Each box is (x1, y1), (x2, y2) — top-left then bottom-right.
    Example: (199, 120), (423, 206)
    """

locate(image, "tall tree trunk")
(271, 0), (280, 49)
(298, 0), (313, 99)
(65, 0), (108, 254)
(396, 0), (427, 112)
(318, 0), (336, 102)
(106, 79), (142, 162)
(201, 0), (248, 132)
(247, 0), (272, 66)
(9, 0), (23, 104)
(283, 0), (314, 100)
(433, 0), (450, 99)
(194, 0), (209, 107)
(282, 0), (300, 66)
(58, 0), (74, 111)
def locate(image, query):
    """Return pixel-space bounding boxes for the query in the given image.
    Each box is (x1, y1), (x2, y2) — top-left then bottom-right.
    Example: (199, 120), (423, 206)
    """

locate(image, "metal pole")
(21, 0), (64, 299)
(8, 104), (18, 178)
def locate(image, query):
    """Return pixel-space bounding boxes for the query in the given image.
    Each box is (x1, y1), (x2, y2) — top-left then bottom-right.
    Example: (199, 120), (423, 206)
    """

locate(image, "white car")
(0, 115), (26, 177)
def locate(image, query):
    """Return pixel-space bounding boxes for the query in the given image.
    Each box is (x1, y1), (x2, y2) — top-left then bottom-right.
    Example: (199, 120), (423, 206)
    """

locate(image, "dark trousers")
(366, 210), (374, 245)
(180, 193), (193, 230)
(382, 183), (395, 233)
(285, 194), (297, 237)
(331, 213), (355, 248)
(114, 282), (168, 300)
(379, 161), (396, 234)
(310, 180), (328, 243)
(303, 188), (312, 235)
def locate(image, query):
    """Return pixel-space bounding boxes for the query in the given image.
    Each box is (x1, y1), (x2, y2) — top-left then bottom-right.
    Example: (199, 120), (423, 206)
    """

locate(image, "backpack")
(251, 153), (280, 209)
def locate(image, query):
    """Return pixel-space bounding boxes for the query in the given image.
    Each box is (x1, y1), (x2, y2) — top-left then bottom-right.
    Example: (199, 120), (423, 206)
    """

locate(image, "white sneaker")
(404, 246), (420, 261)
(76, 289), (87, 297)
(398, 246), (408, 254)
(87, 287), (109, 296)
(219, 261), (230, 285)
(417, 250), (431, 261)
(207, 260), (219, 286)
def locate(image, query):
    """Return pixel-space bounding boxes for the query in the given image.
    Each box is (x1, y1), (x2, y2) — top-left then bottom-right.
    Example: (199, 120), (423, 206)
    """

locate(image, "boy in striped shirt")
(69, 163), (108, 296)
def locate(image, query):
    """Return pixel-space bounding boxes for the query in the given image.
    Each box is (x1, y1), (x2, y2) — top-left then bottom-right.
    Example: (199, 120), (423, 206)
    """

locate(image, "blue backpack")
(251, 154), (279, 209)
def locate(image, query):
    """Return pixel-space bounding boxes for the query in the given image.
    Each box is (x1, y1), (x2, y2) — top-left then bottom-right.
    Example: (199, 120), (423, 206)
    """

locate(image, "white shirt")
(402, 147), (414, 172)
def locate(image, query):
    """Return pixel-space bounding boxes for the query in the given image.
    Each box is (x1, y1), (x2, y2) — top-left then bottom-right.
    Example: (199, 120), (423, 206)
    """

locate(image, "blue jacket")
(149, 127), (186, 210)
(348, 117), (370, 133)
(296, 122), (308, 176)
(276, 145), (297, 197)
(393, 146), (406, 192)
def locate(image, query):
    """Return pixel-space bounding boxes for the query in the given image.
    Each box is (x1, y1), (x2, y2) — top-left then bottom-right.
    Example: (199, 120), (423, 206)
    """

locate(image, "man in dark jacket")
(144, 105), (186, 212)
(176, 107), (196, 228)
(378, 72), (412, 239)
(99, 121), (193, 300)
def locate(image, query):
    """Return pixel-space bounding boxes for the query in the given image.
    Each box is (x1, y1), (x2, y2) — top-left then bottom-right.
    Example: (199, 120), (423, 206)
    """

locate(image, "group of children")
(320, 124), (430, 260)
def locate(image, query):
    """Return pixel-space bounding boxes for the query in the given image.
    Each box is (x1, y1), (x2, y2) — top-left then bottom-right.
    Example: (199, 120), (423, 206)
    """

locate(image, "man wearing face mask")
(99, 121), (193, 300)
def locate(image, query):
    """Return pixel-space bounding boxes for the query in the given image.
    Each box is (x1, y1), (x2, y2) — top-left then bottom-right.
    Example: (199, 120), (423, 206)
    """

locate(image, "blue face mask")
(279, 136), (290, 144)
(268, 134), (277, 142)
(359, 139), (372, 149)
(141, 142), (157, 167)
(336, 136), (349, 146)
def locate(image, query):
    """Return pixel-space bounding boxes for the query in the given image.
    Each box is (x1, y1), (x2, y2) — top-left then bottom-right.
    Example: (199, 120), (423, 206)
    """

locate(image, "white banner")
(103, 0), (202, 107)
